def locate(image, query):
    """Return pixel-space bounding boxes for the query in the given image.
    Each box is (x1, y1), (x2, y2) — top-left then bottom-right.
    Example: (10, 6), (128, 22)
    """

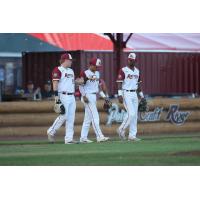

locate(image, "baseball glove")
(54, 100), (65, 115)
(138, 98), (148, 112)
(103, 98), (112, 112)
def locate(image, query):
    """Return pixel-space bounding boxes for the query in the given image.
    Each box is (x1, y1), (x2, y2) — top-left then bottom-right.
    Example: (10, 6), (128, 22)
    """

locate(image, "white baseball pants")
(80, 94), (104, 140)
(119, 91), (139, 138)
(47, 94), (76, 142)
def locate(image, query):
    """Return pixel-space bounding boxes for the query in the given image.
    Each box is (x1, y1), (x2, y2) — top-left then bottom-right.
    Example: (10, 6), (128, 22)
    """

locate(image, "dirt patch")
(172, 151), (200, 156)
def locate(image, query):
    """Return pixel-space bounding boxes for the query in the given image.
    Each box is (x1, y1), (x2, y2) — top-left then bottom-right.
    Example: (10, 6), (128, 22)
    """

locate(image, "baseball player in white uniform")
(47, 53), (77, 144)
(116, 53), (145, 141)
(78, 58), (110, 143)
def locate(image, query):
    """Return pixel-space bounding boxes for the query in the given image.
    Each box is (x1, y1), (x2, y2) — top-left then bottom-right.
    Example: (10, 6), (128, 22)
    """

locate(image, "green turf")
(0, 134), (200, 166)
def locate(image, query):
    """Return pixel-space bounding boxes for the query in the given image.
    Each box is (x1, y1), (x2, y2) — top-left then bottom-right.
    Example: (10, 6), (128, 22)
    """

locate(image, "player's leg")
(47, 114), (66, 142)
(85, 102), (102, 138)
(64, 96), (76, 144)
(85, 99), (109, 142)
(118, 95), (134, 138)
(129, 94), (140, 140)
(47, 114), (66, 135)
(47, 93), (67, 141)
(80, 105), (93, 143)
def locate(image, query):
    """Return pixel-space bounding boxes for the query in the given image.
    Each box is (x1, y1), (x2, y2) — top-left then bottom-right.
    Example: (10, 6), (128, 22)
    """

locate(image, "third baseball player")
(116, 53), (146, 141)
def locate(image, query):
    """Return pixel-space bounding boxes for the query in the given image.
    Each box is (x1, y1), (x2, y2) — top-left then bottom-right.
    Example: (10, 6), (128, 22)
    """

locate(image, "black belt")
(124, 90), (136, 92)
(61, 92), (74, 95)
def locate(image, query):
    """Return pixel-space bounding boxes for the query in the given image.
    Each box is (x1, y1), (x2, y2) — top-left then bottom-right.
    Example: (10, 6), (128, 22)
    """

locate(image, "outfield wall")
(0, 98), (200, 138)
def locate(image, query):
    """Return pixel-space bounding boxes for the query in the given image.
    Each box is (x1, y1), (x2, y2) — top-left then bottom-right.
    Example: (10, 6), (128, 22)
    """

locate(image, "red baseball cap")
(89, 58), (102, 67)
(60, 53), (73, 60)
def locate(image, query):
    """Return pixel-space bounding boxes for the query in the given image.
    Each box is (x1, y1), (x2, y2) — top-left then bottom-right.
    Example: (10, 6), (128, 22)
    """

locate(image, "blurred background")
(0, 33), (200, 101)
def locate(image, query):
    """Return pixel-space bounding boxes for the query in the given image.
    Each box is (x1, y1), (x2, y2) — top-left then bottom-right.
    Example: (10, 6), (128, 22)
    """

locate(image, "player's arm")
(78, 71), (89, 103)
(52, 81), (60, 102)
(52, 80), (59, 101)
(99, 79), (109, 99)
(79, 85), (89, 103)
(116, 69), (125, 103)
(52, 67), (61, 102)
(99, 79), (112, 107)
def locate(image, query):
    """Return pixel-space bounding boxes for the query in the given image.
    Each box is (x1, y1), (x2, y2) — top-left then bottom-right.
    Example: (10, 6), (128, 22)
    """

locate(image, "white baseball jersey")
(117, 66), (140, 90)
(52, 66), (75, 93)
(80, 69), (101, 94)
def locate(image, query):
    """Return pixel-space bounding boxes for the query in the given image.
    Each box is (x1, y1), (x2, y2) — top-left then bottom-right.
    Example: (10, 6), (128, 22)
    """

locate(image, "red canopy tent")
(29, 33), (200, 51)
(29, 33), (113, 50)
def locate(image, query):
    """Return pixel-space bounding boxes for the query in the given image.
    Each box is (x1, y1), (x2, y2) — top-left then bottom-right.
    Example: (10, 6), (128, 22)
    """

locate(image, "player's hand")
(118, 95), (123, 104)
(54, 96), (60, 103)
(83, 96), (89, 103)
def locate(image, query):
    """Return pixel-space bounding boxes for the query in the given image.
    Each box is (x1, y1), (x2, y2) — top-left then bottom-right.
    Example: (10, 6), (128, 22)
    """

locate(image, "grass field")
(0, 134), (200, 166)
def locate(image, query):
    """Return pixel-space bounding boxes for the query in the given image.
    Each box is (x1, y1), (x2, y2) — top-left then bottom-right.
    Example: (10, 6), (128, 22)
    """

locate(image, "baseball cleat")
(117, 128), (126, 140)
(97, 136), (109, 143)
(65, 140), (78, 144)
(128, 136), (141, 142)
(80, 138), (93, 143)
(47, 131), (55, 143)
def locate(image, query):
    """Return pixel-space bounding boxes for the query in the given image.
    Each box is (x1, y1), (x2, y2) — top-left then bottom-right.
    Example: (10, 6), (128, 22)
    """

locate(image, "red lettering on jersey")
(134, 75), (139, 79)
(65, 73), (73, 78)
(127, 74), (133, 79)
(89, 75), (99, 82)
(127, 74), (139, 79)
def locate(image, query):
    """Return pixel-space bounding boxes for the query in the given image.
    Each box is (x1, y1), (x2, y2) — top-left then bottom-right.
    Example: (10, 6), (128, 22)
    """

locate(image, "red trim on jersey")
(80, 70), (86, 78)
(80, 70), (88, 84)
(117, 68), (125, 82)
(52, 67), (61, 81)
